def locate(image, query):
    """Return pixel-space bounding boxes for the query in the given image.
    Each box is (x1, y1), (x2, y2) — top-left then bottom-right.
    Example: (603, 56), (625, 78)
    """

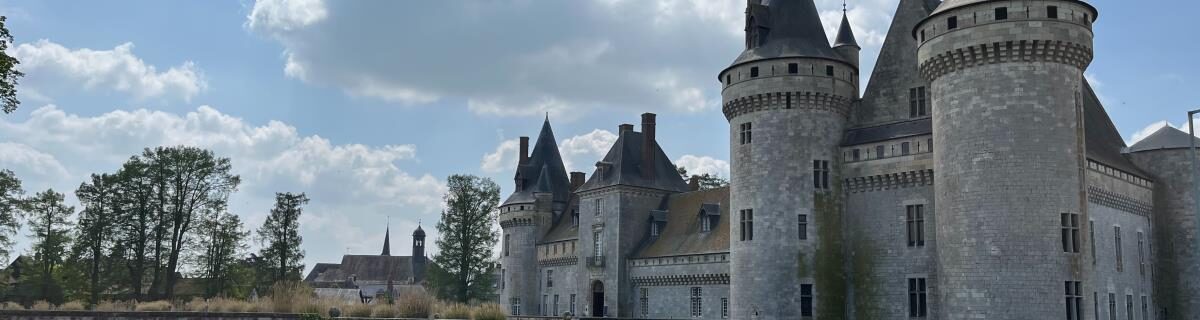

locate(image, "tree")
(677, 166), (729, 190)
(0, 169), (22, 262)
(429, 175), (499, 303)
(257, 192), (308, 284)
(0, 16), (23, 114)
(20, 189), (74, 302)
(195, 211), (247, 297)
(74, 173), (119, 305)
(112, 157), (158, 300)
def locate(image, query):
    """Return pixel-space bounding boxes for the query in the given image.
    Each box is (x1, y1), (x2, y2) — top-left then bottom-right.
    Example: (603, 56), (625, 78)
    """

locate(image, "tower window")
(907, 205), (926, 247)
(721, 298), (729, 318)
(852, 149), (861, 161)
(920, 30), (926, 42)
(1125, 295), (1133, 320)
(1090, 220), (1097, 264)
(909, 278), (928, 318)
(504, 234), (511, 256)
(876, 145), (886, 159)
(1066, 281), (1083, 320)
(640, 288), (649, 317)
(690, 287), (703, 317)
(910, 87), (927, 117)
(740, 122), (753, 145)
(800, 284), (814, 317)
(570, 294), (577, 316)
(901, 142), (911, 156)
(740, 209), (754, 241)
(1115, 226), (1123, 272)
(1108, 293), (1116, 320)
(788, 63), (799, 74)
(825, 65), (835, 76)
(1137, 231), (1146, 276)
(750, 67), (759, 78)
(948, 16), (958, 29)
(1141, 296), (1149, 320)
(547, 270), (554, 288)
(995, 7), (1008, 20)
(798, 214), (808, 240)
(1048, 6), (1059, 19)
(813, 160), (830, 190)
(1061, 213), (1080, 253)
(725, 75), (731, 85)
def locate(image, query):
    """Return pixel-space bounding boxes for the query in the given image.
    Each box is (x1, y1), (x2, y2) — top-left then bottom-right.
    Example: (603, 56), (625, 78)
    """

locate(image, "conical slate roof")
(833, 13), (859, 48)
(730, 0), (842, 65)
(1127, 126), (1200, 153)
(855, 0), (937, 126)
(413, 225), (425, 237)
(502, 118), (572, 206)
(381, 226), (391, 256)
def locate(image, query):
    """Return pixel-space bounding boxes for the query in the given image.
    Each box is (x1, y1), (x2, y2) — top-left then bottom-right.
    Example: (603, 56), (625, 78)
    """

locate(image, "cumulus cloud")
(246, 0), (328, 33)
(675, 155), (730, 178)
(0, 104), (445, 267)
(559, 129), (618, 172)
(481, 139), (520, 174)
(12, 40), (207, 102)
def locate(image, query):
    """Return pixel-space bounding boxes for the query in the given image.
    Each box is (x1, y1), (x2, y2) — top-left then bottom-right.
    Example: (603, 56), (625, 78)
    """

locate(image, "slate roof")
(503, 119), (572, 206)
(1127, 126), (1200, 153)
(931, 0), (1096, 17)
(539, 195), (580, 243)
(855, 0), (936, 127)
(1081, 80), (1145, 177)
(833, 13), (859, 48)
(731, 0), (843, 66)
(842, 118), (932, 146)
(305, 255), (426, 286)
(577, 131), (689, 193)
(634, 187), (730, 259)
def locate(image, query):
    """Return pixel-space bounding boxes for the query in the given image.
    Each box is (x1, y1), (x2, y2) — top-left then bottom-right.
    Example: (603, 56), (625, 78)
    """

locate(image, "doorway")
(591, 280), (605, 317)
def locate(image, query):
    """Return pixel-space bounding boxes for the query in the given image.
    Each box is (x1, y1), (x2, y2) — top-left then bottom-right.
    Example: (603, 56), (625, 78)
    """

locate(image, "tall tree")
(195, 211), (247, 297)
(677, 166), (729, 190)
(0, 169), (22, 261)
(0, 16), (23, 114)
(143, 146), (240, 299)
(429, 175), (499, 303)
(20, 189), (74, 302)
(113, 157), (157, 300)
(74, 173), (119, 305)
(257, 192), (308, 284)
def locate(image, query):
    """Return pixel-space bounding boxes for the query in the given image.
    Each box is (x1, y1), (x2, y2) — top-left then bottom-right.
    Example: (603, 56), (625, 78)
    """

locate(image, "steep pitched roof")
(381, 226), (391, 256)
(633, 187), (731, 258)
(833, 13), (859, 48)
(930, 0), (1096, 17)
(842, 117), (932, 146)
(305, 255), (423, 284)
(1127, 126), (1200, 153)
(854, 0), (936, 127)
(576, 131), (689, 193)
(730, 0), (842, 66)
(1081, 79), (1146, 177)
(503, 119), (572, 206)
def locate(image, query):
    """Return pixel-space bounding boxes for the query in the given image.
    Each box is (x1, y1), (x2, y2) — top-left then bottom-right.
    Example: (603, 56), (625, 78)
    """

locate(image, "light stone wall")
(498, 204), (547, 316)
(1129, 149), (1200, 320)
(538, 262), (581, 317)
(577, 185), (673, 318)
(629, 257), (730, 320)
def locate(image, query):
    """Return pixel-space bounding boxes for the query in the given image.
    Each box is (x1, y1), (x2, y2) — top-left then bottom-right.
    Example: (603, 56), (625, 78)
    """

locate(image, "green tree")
(20, 189), (74, 302)
(257, 192), (308, 284)
(0, 16), (23, 114)
(112, 157), (158, 300)
(0, 169), (23, 262)
(429, 175), (499, 303)
(677, 166), (729, 190)
(74, 173), (119, 305)
(195, 211), (247, 297)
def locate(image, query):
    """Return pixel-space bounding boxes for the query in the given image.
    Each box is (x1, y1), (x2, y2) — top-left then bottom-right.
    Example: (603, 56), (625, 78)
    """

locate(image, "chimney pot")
(519, 137), (530, 165)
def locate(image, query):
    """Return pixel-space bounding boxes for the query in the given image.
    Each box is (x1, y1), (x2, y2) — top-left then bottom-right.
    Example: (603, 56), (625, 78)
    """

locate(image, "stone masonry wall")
(1129, 149), (1200, 320)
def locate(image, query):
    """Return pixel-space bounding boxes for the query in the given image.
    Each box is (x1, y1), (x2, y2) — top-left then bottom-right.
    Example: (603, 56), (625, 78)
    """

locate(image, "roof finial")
(843, 0), (847, 13)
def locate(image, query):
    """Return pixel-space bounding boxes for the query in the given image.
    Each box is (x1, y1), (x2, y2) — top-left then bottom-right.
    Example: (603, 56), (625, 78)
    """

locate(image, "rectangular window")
(996, 7), (1008, 20)
(1108, 293), (1117, 320)
(825, 65), (835, 76)
(1062, 213), (1081, 253)
(927, 138), (933, 152)
(750, 67), (759, 78)
(1138, 231), (1146, 276)
(800, 284), (814, 317)
(725, 75), (731, 85)
(542, 295), (548, 316)
(690, 287), (703, 318)
(813, 160), (830, 190)
(547, 270), (553, 288)
(573, 209), (579, 226)
(852, 149), (861, 161)
(511, 298), (522, 316)
(1115, 226), (1124, 272)
(1095, 292), (1100, 320)
(798, 214), (808, 240)
(740, 209), (754, 241)
(570, 294), (576, 316)
(1091, 220), (1097, 264)
(907, 205), (926, 247)
(1141, 296), (1148, 320)
(788, 63), (799, 74)
(1048, 6), (1059, 19)
(1066, 281), (1083, 320)
(909, 87), (928, 117)
(740, 122), (753, 145)
(501, 269), (505, 290)
(595, 198), (602, 216)
(640, 288), (649, 317)
(901, 142), (911, 155)
(909, 278), (928, 318)
(554, 295), (560, 316)
(1126, 295), (1134, 320)
(721, 298), (729, 319)
(948, 16), (958, 29)
(876, 145), (886, 159)
(504, 234), (511, 256)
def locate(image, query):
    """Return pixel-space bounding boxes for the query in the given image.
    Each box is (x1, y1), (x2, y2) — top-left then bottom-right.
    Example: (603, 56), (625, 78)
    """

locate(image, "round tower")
(915, 1), (1097, 318)
(721, 0), (858, 318)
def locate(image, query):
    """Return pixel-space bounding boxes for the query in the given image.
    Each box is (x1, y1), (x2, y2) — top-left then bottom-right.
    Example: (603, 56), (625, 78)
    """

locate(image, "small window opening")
(995, 7), (1008, 20)
(1048, 6), (1059, 19)
(825, 65), (835, 76)
(948, 16), (958, 29)
(750, 67), (759, 78)
(788, 63), (799, 74)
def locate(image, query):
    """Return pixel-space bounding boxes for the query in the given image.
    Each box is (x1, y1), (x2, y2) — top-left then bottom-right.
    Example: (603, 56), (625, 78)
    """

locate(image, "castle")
(498, 0), (1200, 319)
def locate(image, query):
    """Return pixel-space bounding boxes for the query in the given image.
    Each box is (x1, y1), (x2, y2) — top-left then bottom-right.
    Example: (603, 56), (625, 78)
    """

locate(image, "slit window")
(1090, 220), (1097, 264)
(1115, 226), (1124, 272)
(909, 278), (928, 318)
(1108, 293), (1116, 320)
(948, 16), (958, 29)
(788, 63), (799, 74)
(1138, 231), (1146, 276)
(725, 75), (731, 85)
(1125, 295), (1133, 320)
(1048, 6), (1059, 19)
(996, 7), (1008, 20)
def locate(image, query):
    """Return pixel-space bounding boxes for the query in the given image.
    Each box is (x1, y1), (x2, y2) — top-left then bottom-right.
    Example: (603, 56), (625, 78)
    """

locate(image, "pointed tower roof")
(854, 0), (938, 126)
(413, 224), (425, 237)
(534, 164), (553, 193)
(502, 118), (572, 206)
(380, 226), (391, 256)
(1127, 126), (1200, 153)
(834, 11), (859, 48)
(730, 0), (842, 66)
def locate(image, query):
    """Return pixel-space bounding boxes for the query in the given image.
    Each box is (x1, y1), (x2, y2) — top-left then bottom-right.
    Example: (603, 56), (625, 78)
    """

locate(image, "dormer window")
(699, 204), (720, 233)
(572, 208), (579, 226)
(701, 215), (713, 233)
(651, 223), (661, 237)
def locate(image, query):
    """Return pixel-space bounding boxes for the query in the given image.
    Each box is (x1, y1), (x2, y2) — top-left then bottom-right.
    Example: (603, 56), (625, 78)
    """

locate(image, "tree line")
(0, 146), (308, 306)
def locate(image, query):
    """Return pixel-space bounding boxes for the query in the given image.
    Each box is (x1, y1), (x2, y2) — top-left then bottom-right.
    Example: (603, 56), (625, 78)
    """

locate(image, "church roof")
(304, 255), (424, 285)
(381, 226), (391, 256)
(503, 119), (572, 206)
(633, 187), (730, 259)
(730, 0), (843, 66)
(576, 131), (689, 193)
(1127, 126), (1200, 153)
(833, 13), (859, 48)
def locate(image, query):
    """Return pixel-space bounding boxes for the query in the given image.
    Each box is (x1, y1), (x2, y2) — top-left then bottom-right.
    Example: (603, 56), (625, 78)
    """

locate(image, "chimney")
(519, 136), (530, 165)
(689, 176), (701, 191)
(570, 172), (586, 190)
(641, 113), (657, 179)
(618, 124), (634, 135)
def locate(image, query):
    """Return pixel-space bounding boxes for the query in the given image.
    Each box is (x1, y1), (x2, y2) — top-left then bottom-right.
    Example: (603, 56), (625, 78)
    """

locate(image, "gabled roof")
(305, 255), (424, 284)
(576, 131), (689, 193)
(1127, 126), (1200, 153)
(634, 187), (730, 259)
(1081, 80), (1146, 177)
(503, 119), (572, 206)
(730, 0), (843, 66)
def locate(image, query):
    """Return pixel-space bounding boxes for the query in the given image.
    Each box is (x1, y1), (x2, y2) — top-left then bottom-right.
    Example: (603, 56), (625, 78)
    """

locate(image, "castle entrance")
(591, 280), (604, 317)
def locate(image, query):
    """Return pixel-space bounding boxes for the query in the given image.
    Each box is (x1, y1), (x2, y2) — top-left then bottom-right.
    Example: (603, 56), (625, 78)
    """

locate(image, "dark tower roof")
(730, 0), (842, 66)
(931, 0), (1095, 18)
(380, 226), (391, 256)
(413, 225), (425, 237)
(1127, 126), (1200, 153)
(854, 0), (938, 127)
(833, 12), (859, 48)
(503, 118), (572, 206)
(577, 131), (689, 193)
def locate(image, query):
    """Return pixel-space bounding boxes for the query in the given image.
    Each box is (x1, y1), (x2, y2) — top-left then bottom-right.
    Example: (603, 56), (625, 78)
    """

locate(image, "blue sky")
(0, 0), (1196, 273)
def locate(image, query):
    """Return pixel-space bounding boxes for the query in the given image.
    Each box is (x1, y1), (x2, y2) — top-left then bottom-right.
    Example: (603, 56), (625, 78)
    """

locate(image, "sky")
(0, 0), (1196, 274)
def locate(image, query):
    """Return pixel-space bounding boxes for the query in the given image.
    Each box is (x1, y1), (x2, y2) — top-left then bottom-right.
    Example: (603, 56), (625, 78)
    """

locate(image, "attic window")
(701, 215), (713, 233)
(788, 63), (799, 74)
(1047, 6), (1058, 19)
(750, 67), (760, 78)
(825, 66), (835, 76)
(947, 16), (958, 29)
(995, 7), (1008, 20)
(651, 223), (661, 237)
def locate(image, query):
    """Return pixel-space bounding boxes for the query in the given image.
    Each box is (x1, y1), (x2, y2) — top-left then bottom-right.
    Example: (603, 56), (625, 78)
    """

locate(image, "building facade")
(499, 1), (1198, 319)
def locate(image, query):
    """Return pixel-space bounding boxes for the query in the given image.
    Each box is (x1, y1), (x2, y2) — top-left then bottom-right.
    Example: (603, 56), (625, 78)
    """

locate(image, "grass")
(472, 303), (508, 320)
(134, 300), (172, 312)
(437, 302), (472, 319)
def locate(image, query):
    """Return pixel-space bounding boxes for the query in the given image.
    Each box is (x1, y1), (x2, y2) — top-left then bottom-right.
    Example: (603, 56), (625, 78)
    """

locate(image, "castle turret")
(833, 10), (860, 68)
(720, 0), (858, 318)
(916, 0), (1098, 318)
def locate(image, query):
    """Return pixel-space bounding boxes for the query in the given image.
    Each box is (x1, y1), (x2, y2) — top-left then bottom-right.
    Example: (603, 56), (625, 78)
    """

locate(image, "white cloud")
(247, 0), (328, 33)
(1129, 121), (1171, 145)
(12, 40), (207, 102)
(0, 104), (445, 269)
(481, 139), (519, 174)
(559, 129), (618, 172)
(675, 154), (730, 178)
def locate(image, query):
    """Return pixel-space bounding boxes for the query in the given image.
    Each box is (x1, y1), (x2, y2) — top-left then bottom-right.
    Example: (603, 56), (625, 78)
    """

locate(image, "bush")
(396, 291), (434, 318)
(59, 301), (86, 311)
(437, 302), (472, 319)
(345, 303), (373, 317)
(0, 302), (23, 310)
(472, 303), (507, 320)
(371, 304), (400, 318)
(30, 301), (52, 311)
(95, 300), (134, 312)
(134, 300), (172, 312)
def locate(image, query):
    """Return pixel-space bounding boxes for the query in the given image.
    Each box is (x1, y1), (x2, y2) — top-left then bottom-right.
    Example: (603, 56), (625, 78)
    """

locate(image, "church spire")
(381, 224), (391, 256)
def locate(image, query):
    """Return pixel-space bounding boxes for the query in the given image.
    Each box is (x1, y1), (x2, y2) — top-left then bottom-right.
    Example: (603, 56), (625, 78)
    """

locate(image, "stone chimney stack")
(642, 113), (657, 179)
(570, 172), (586, 190)
(619, 124), (634, 135)
(519, 136), (530, 165)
